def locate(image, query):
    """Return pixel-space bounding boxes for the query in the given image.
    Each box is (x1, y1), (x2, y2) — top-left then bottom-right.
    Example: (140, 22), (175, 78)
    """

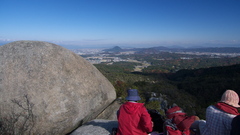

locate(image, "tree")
(0, 94), (35, 135)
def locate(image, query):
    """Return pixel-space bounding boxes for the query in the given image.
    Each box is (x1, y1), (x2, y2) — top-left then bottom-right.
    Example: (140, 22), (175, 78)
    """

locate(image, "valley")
(72, 46), (240, 118)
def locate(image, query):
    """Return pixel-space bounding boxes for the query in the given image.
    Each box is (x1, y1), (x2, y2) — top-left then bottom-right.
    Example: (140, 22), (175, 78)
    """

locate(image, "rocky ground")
(70, 119), (118, 135)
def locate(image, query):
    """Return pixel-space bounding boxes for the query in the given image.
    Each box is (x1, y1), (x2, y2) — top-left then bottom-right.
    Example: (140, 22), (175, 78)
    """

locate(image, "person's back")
(117, 89), (153, 135)
(202, 90), (240, 135)
(117, 102), (152, 135)
(202, 105), (236, 135)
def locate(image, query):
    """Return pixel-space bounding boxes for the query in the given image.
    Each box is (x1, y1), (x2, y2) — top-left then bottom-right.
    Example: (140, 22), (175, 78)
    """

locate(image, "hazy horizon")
(1, 40), (240, 50)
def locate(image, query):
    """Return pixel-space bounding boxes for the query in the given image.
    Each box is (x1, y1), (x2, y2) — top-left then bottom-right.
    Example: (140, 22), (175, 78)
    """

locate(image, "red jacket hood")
(122, 102), (144, 114)
(215, 102), (240, 115)
(166, 106), (186, 119)
(166, 106), (196, 131)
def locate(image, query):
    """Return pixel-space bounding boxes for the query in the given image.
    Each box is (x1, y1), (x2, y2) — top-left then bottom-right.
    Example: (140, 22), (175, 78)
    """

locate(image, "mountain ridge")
(103, 46), (240, 54)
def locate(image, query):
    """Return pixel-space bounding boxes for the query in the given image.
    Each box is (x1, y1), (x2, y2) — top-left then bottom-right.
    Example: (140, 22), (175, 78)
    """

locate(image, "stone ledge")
(70, 119), (118, 135)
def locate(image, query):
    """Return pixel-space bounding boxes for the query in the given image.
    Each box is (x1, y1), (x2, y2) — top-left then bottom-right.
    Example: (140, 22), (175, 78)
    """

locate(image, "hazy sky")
(0, 0), (240, 48)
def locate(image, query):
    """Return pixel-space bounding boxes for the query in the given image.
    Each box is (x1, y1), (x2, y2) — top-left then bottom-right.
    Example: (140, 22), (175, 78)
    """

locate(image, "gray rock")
(96, 99), (121, 121)
(70, 119), (118, 135)
(0, 41), (116, 134)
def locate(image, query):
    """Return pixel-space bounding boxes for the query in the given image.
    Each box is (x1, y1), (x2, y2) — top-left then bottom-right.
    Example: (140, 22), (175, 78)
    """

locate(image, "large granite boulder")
(0, 41), (116, 134)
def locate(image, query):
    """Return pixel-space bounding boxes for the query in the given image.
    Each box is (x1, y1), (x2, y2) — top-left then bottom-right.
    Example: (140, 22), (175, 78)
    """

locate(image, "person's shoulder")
(136, 103), (147, 110)
(134, 102), (144, 107)
(207, 105), (223, 113)
(206, 105), (216, 110)
(208, 105), (215, 108)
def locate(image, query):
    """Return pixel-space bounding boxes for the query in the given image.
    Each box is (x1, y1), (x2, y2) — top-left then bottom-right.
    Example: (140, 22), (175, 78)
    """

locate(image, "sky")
(0, 0), (240, 49)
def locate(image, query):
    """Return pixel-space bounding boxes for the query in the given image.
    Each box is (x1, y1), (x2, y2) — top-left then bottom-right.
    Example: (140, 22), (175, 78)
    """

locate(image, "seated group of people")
(116, 89), (240, 135)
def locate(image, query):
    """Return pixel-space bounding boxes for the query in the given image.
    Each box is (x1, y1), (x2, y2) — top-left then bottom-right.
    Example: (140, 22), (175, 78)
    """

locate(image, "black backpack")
(148, 109), (165, 133)
(110, 127), (118, 135)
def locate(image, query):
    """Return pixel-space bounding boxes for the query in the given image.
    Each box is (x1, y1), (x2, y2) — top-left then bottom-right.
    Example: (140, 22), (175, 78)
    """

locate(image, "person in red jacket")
(163, 106), (199, 135)
(117, 89), (153, 135)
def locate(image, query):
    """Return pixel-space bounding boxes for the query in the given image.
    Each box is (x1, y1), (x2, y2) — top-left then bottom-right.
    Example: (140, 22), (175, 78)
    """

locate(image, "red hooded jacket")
(164, 106), (196, 135)
(117, 102), (153, 135)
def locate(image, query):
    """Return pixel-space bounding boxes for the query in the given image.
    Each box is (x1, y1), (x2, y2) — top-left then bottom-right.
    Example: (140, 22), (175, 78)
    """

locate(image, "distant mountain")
(102, 46), (123, 53)
(183, 47), (240, 53)
(150, 46), (169, 50)
(103, 46), (240, 54)
(167, 45), (186, 49)
(152, 46), (240, 53)
(135, 48), (161, 54)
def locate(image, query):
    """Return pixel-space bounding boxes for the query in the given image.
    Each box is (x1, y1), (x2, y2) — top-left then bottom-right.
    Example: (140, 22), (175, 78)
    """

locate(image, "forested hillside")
(94, 62), (240, 119)
(168, 64), (240, 117)
(116, 52), (240, 73)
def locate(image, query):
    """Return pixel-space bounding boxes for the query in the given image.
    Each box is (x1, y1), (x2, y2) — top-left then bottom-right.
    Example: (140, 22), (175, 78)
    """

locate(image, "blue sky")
(0, 0), (240, 48)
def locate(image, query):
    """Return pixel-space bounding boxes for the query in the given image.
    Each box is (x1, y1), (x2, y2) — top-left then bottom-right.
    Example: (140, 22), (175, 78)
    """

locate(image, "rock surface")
(96, 98), (121, 121)
(0, 41), (116, 134)
(70, 119), (118, 135)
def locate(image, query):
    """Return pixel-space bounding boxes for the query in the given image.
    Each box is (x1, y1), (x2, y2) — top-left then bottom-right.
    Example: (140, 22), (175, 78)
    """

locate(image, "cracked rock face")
(0, 41), (116, 134)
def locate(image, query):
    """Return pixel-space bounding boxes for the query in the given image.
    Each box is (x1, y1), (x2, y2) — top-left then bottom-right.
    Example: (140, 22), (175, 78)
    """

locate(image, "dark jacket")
(231, 115), (240, 135)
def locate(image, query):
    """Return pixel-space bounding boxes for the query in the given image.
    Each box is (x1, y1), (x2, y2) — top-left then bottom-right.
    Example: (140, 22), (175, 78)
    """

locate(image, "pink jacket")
(117, 102), (153, 135)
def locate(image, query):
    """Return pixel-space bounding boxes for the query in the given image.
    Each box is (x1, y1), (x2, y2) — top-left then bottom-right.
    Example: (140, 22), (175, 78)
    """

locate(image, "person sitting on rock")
(163, 106), (199, 135)
(117, 89), (153, 135)
(201, 89), (240, 135)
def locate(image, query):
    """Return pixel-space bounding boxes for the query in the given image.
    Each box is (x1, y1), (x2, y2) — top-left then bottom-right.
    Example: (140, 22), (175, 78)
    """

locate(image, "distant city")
(1, 41), (240, 66)
(71, 48), (136, 64)
(70, 46), (240, 65)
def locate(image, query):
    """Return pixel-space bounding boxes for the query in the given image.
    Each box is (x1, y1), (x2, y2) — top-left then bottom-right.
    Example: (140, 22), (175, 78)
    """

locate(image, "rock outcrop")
(0, 41), (116, 134)
(70, 119), (118, 135)
(95, 98), (121, 121)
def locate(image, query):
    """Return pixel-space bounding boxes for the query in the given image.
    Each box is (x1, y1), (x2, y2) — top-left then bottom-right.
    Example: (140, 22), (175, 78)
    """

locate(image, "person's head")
(221, 90), (240, 108)
(125, 89), (141, 101)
